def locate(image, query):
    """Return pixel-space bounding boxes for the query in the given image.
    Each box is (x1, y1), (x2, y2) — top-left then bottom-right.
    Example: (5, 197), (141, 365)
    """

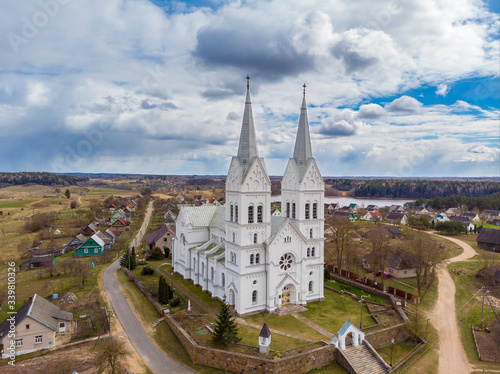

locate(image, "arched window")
(307, 248), (310, 257)
(292, 203), (296, 219)
(181, 234), (186, 246)
(230, 205), (234, 222)
(305, 203), (310, 219)
(222, 273), (225, 287)
(257, 205), (263, 223)
(311, 247), (315, 257)
(235, 205), (239, 222)
(310, 229), (313, 238)
(255, 253), (260, 264)
(250, 254), (254, 265)
(313, 203), (318, 219)
(286, 202), (290, 218)
(253, 233), (257, 244)
(248, 205), (254, 223)
(252, 290), (257, 304)
(309, 281), (313, 292)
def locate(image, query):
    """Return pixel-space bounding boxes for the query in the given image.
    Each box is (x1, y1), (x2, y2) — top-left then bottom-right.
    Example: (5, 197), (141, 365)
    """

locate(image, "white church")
(172, 78), (325, 315)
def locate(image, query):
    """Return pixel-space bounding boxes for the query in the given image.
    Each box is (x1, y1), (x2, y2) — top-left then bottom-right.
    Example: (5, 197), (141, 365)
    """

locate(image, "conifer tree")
(212, 296), (241, 346)
(119, 247), (137, 270)
(129, 247), (137, 270)
(159, 276), (168, 304)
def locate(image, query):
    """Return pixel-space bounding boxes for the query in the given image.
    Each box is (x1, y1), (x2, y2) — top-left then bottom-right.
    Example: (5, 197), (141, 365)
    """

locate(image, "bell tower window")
(292, 203), (296, 219)
(257, 205), (263, 223)
(305, 203), (310, 219)
(313, 203), (318, 219)
(286, 202), (290, 218)
(248, 205), (254, 223)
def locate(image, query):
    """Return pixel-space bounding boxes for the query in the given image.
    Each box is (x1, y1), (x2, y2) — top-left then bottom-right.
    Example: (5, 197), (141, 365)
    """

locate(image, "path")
(428, 233), (476, 374)
(103, 202), (198, 374)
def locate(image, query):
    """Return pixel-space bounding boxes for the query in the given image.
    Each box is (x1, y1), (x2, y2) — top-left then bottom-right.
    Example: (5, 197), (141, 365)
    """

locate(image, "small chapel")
(172, 77), (325, 315)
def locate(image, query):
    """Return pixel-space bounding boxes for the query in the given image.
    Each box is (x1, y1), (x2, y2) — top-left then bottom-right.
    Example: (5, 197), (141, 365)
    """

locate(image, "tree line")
(0, 172), (88, 186)
(324, 178), (500, 199)
(408, 193), (500, 211)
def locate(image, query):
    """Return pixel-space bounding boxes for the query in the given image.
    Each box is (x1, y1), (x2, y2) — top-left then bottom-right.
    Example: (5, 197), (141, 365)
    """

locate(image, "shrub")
(151, 246), (164, 260)
(164, 247), (170, 258)
(141, 265), (154, 275)
(170, 297), (180, 307)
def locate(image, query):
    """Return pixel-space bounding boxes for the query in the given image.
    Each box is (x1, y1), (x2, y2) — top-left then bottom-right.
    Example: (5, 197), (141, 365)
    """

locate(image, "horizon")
(0, 0), (499, 177)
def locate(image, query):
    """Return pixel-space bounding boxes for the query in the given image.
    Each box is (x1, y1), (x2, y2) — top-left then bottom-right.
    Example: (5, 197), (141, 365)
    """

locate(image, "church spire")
(237, 75), (259, 166)
(293, 83), (313, 166)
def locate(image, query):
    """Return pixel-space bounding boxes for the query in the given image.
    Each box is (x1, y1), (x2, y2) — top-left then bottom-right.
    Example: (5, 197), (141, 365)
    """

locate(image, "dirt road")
(429, 233), (476, 374)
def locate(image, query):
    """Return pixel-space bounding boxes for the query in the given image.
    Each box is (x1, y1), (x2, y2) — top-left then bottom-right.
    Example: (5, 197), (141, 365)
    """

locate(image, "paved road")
(428, 233), (476, 374)
(103, 202), (198, 374)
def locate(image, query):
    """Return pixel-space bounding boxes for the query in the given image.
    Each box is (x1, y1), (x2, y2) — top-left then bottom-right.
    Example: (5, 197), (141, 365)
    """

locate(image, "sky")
(0, 0), (499, 178)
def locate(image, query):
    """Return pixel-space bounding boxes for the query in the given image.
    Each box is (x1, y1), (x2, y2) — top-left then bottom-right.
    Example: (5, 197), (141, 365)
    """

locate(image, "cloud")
(436, 83), (450, 97)
(358, 103), (386, 119)
(317, 110), (364, 137)
(386, 96), (423, 113)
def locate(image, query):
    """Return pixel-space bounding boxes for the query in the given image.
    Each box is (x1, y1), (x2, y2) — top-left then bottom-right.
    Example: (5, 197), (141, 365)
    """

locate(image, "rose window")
(279, 253), (293, 271)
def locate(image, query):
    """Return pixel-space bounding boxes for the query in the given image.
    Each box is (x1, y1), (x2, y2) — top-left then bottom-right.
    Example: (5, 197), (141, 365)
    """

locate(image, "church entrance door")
(282, 291), (290, 305)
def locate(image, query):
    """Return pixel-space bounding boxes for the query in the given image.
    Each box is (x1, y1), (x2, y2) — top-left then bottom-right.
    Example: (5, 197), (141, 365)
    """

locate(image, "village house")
(146, 225), (175, 253)
(110, 217), (130, 231)
(163, 210), (177, 225)
(75, 234), (105, 256)
(107, 204), (116, 211)
(63, 233), (87, 253)
(450, 216), (475, 232)
(19, 254), (55, 271)
(476, 228), (500, 252)
(95, 231), (112, 251)
(80, 223), (98, 237)
(386, 212), (408, 225)
(476, 265), (500, 286)
(0, 294), (74, 358)
(384, 226), (403, 239)
(461, 212), (480, 222)
(332, 211), (356, 222)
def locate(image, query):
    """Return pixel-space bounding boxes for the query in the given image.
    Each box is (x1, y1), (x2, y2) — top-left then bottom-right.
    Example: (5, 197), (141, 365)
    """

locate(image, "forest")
(325, 178), (500, 199)
(0, 172), (88, 186)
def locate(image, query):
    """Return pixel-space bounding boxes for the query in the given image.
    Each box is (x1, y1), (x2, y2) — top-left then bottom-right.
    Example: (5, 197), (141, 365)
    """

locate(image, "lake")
(271, 196), (414, 208)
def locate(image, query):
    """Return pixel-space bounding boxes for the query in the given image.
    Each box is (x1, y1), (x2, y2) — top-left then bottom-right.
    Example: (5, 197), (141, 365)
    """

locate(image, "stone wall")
(365, 323), (409, 348)
(165, 314), (336, 374)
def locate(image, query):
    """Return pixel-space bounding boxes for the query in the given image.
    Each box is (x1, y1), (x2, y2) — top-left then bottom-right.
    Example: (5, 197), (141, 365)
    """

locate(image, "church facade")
(172, 79), (325, 315)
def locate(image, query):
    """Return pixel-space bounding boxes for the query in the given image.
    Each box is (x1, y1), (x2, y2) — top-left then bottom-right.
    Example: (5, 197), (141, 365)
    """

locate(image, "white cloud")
(386, 96), (423, 113)
(436, 83), (450, 97)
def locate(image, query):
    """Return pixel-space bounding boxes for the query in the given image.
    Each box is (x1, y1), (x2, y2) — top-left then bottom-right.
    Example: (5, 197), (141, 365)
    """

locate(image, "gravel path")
(428, 233), (476, 374)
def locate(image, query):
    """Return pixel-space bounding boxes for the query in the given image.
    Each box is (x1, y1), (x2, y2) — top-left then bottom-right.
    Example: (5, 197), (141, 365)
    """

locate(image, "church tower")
(225, 76), (272, 314)
(281, 85), (325, 302)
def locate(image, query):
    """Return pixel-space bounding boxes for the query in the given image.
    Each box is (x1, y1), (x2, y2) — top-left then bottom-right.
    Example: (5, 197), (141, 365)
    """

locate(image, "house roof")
(95, 230), (111, 244)
(369, 211), (382, 218)
(89, 234), (105, 248)
(384, 226), (403, 236)
(105, 228), (117, 238)
(112, 217), (129, 226)
(450, 216), (471, 224)
(386, 212), (406, 220)
(476, 228), (500, 245)
(20, 254), (54, 268)
(259, 323), (271, 338)
(386, 250), (418, 270)
(477, 265), (500, 281)
(0, 294), (72, 339)
(461, 212), (478, 219)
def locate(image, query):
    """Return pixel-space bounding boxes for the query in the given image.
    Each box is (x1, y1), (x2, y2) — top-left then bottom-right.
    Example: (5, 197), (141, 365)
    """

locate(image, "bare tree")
(405, 230), (449, 301)
(325, 216), (354, 273)
(74, 260), (91, 289)
(95, 338), (128, 374)
(366, 225), (391, 285)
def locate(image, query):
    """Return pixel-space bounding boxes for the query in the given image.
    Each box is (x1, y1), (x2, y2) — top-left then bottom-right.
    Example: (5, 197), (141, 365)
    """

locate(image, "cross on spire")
(303, 83), (306, 97)
(246, 75), (250, 90)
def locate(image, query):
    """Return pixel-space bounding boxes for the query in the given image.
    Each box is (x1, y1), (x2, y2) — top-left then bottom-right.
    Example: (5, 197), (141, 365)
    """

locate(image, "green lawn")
(325, 279), (390, 305)
(0, 200), (35, 208)
(449, 259), (500, 373)
(302, 288), (377, 333)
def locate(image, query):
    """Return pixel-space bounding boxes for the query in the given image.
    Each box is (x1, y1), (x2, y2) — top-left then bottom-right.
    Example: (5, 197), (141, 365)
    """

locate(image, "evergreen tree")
(166, 283), (173, 300)
(212, 297), (241, 346)
(64, 189), (71, 198)
(159, 276), (168, 304)
(130, 247), (137, 270)
(119, 247), (137, 270)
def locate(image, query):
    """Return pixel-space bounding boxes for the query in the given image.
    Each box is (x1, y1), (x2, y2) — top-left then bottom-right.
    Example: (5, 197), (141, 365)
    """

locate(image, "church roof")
(270, 216), (288, 239)
(292, 86), (313, 178)
(236, 76), (259, 173)
(181, 206), (219, 227)
(209, 206), (226, 231)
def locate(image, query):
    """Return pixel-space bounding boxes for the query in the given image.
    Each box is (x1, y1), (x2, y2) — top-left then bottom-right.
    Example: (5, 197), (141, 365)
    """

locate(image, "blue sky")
(0, 0), (498, 177)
